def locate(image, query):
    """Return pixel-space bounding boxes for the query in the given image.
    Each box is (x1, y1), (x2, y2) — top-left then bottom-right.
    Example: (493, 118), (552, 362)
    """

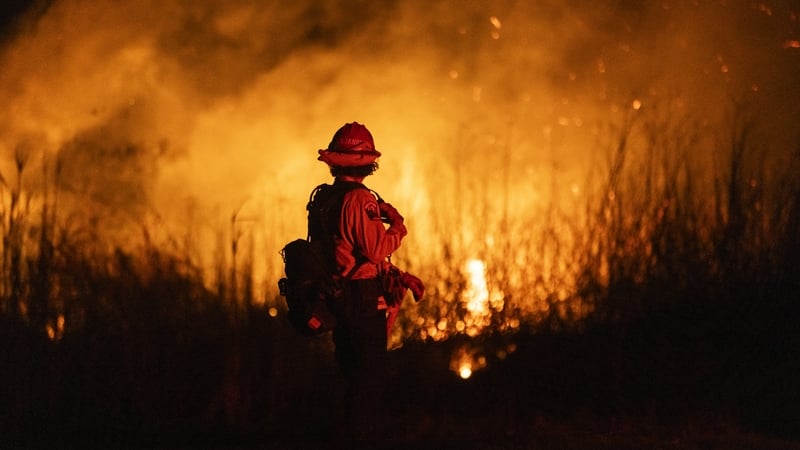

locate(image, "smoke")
(0, 0), (798, 281)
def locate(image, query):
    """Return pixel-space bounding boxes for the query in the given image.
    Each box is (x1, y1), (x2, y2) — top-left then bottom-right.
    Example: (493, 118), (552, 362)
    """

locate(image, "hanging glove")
(400, 271), (425, 302)
(383, 264), (408, 307)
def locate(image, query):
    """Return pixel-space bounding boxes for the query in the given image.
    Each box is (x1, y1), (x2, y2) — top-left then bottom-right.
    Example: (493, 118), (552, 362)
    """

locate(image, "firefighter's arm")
(341, 190), (405, 264)
(379, 201), (407, 238)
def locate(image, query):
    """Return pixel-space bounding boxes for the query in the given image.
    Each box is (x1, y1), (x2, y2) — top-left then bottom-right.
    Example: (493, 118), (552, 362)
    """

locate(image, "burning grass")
(1, 106), (800, 447)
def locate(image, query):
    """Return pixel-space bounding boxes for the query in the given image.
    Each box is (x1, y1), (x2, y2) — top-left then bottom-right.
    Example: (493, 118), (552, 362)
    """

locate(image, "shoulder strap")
(306, 181), (373, 277)
(367, 188), (383, 203)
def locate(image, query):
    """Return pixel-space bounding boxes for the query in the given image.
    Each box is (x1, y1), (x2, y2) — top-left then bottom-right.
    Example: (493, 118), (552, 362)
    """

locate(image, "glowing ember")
(46, 314), (66, 341)
(450, 344), (488, 379)
(489, 16), (502, 39)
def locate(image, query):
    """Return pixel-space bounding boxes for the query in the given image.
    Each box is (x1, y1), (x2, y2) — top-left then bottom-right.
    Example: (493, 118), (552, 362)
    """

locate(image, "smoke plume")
(1, 0), (798, 285)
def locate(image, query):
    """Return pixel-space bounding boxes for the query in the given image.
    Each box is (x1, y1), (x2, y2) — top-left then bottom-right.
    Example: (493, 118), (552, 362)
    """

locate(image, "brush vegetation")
(1, 104), (799, 447)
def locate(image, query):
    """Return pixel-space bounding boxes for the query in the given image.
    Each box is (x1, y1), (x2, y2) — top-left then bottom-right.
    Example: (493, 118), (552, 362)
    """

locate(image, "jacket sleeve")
(339, 189), (406, 265)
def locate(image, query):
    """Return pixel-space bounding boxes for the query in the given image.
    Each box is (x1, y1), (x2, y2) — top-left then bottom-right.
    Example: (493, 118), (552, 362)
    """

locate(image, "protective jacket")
(332, 180), (406, 280)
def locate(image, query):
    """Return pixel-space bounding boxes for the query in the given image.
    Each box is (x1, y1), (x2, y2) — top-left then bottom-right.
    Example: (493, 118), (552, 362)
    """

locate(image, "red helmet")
(317, 122), (382, 167)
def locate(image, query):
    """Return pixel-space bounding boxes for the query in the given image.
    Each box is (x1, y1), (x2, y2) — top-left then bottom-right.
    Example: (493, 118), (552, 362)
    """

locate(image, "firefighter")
(314, 122), (407, 446)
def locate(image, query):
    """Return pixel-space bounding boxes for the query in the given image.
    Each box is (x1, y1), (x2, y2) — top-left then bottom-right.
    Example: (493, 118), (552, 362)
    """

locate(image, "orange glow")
(490, 16), (502, 39)
(756, 3), (773, 16)
(46, 314), (66, 341)
(1, 0), (797, 347)
(464, 259), (489, 314)
(459, 364), (472, 379)
(450, 344), (487, 379)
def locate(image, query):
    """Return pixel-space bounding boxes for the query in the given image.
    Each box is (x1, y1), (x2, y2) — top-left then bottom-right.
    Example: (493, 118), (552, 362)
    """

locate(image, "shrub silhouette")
(1, 103), (799, 445)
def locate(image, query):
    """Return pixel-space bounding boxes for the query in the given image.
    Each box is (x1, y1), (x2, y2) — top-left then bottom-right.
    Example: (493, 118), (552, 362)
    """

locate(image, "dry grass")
(1, 104), (799, 447)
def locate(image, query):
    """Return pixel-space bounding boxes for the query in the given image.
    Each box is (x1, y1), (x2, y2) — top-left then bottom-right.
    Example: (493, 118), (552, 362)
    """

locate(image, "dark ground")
(5, 326), (799, 450)
(2, 282), (799, 450)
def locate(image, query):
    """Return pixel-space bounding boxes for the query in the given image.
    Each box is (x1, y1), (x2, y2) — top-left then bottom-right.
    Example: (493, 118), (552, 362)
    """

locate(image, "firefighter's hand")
(379, 202), (404, 224)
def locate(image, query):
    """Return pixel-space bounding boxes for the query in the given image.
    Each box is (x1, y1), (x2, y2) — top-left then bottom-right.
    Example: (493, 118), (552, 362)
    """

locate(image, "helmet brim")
(317, 149), (381, 167)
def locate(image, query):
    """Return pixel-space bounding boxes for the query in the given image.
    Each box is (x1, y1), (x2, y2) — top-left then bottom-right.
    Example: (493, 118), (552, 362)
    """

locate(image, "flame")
(1, 0), (798, 347)
(464, 259), (489, 314)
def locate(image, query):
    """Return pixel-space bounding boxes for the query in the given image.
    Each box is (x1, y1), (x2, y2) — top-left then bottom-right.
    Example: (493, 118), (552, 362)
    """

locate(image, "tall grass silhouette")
(1, 102), (798, 444)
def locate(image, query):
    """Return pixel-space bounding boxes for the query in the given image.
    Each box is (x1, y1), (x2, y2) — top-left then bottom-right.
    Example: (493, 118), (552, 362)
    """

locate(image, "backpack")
(278, 181), (369, 336)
